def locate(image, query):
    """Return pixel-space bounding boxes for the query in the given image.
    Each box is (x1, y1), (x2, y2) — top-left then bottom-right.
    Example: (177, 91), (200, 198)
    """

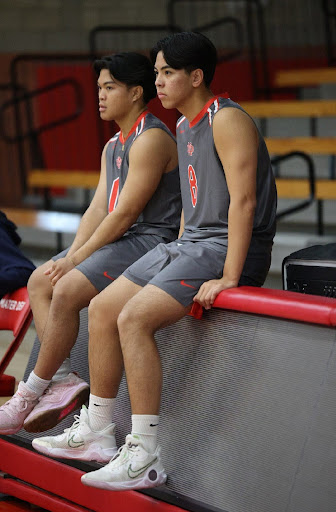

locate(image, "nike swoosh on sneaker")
(68, 434), (85, 448)
(150, 423), (158, 427)
(180, 280), (196, 289)
(127, 458), (157, 479)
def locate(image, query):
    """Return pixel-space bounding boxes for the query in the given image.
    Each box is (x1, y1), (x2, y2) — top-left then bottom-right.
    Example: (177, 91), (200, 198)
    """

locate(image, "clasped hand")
(44, 257), (75, 286)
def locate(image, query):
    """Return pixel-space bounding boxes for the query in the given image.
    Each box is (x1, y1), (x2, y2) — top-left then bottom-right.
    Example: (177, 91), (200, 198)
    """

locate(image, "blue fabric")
(0, 211), (36, 298)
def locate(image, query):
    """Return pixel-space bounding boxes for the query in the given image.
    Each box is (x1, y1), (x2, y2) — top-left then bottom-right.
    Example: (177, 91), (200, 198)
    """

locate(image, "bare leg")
(88, 276), (142, 398)
(117, 285), (191, 415)
(33, 269), (99, 380)
(27, 260), (54, 342)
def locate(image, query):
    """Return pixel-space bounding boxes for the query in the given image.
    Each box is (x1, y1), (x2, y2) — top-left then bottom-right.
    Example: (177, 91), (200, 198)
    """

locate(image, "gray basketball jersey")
(176, 95), (277, 247)
(106, 111), (181, 240)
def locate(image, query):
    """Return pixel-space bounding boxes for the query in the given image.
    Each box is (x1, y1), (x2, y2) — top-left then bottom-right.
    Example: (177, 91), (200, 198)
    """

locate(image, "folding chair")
(0, 286), (33, 396)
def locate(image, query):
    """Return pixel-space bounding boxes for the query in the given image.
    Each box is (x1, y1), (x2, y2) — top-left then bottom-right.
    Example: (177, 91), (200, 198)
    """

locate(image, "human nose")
(155, 73), (163, 88)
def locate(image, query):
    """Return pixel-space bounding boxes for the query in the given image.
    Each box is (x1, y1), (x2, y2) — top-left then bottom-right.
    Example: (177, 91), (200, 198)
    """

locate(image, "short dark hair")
(150, 32), (217, 87)
(93, 52), (157, 104)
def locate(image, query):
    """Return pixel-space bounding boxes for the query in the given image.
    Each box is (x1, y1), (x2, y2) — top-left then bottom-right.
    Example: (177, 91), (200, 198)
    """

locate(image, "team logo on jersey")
(116, 156), (122, 169)
(187, 142), (194, 156)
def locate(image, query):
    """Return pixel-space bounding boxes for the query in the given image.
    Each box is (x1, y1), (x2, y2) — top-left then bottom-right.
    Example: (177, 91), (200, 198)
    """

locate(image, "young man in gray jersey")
(32, 32), (277, 491)
(0, 52), (181, 436)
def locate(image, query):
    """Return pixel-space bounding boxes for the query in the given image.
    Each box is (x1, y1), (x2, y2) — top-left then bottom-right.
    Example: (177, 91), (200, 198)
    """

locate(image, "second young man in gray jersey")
(32, 32), (277, 491)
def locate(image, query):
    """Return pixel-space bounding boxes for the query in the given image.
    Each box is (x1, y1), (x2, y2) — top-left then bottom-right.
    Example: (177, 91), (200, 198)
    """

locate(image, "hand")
(193, 278), (238, 310)
(44, 257), (75, 286)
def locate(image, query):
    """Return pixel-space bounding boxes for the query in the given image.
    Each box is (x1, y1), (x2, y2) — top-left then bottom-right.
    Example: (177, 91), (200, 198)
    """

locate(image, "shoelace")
(1, 392), (31, 417)
(63, 413), (82, 437)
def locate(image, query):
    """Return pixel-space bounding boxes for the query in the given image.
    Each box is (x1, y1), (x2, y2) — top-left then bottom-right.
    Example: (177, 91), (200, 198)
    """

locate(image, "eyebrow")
(154, 65), (172, 71)
(97, 80), (115, 86)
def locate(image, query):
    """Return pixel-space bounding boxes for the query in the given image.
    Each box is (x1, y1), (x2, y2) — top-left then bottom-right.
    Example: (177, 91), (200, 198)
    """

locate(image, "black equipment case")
(282, 243), (336, 298)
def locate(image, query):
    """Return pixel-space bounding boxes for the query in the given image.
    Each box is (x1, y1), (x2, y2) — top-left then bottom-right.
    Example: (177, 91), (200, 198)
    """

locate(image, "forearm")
(70, 210), (136, 265)
(222, 200), (255, 285)
(67, 207), (106, 257)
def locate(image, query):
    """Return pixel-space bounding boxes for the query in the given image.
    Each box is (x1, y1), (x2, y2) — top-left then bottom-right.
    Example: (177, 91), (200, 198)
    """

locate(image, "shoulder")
(213, 106), (258, 140)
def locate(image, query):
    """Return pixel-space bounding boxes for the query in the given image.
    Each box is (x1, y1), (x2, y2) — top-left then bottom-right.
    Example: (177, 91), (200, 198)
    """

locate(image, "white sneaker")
(32, 406), (117, 463)
(0, 382), (39, 435)
(24, 372), (89, 432)
(81, 434), (167, 491)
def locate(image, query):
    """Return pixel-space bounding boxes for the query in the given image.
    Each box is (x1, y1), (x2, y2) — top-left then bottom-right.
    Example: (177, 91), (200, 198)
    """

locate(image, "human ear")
(132, 85), (143, 102)
(191, 68), (204, 88)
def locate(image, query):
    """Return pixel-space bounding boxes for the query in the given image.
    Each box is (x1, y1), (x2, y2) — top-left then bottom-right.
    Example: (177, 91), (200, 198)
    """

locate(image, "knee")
(117, 302), (147, 338)
(27, 266), (50, 300)
(88, 293), (113, 329)
(51, 277), (77, 310)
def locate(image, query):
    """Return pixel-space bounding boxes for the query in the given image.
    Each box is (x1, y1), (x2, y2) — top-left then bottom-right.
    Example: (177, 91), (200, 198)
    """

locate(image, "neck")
(179, 89), (214, 122)
(116, 105), (147, 139)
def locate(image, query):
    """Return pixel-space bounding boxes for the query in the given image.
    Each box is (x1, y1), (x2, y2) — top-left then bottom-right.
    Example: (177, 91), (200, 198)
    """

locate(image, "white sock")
(52, 358), (71, 382)
(25, 371), (51, 397)
(131, 414), (159, 453)
(88, 394), (116, 431)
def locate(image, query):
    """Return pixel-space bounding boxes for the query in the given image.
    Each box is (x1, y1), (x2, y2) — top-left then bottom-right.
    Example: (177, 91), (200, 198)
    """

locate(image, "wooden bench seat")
(28, 170), (100, 189)
(265, 137), (336, 155)
(274, 67), (336, 88)
(2, 207), (81, 253)
(276, 178), (336, 200)
(240, 99), (336, 118)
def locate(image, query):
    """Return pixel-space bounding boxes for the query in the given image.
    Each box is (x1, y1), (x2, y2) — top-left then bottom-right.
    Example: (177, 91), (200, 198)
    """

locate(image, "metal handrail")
(273, 151), (316, 220)
(0, 77), (84, 143)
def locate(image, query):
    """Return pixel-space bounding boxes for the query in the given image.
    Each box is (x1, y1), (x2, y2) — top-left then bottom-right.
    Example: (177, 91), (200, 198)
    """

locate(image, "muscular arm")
(67, 143), (109, 257)
(194, 107), (258, 308)
(70, 128), (177, 265)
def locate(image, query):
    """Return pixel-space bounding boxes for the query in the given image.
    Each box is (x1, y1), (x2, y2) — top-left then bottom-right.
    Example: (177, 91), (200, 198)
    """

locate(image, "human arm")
(193, 107), (258, 309)
(47, 128), (176, 286)
(44, 143), (109, 283)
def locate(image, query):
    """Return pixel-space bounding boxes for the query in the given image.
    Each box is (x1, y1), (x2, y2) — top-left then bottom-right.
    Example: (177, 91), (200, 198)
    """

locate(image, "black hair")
(150, 32), (217, 88)
(93, 52), (157, 104)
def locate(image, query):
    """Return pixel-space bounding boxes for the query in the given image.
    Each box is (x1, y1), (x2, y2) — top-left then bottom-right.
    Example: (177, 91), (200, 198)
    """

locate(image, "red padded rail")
(0, 439), (183, 512)
(213, 286), (336, 326)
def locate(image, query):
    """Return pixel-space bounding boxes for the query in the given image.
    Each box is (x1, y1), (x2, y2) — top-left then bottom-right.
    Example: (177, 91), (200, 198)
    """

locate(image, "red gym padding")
(0, 287), (33, 395)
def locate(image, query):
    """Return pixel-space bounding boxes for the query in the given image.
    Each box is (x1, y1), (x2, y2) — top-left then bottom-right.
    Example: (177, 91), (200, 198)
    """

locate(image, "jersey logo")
(187, 142), (194, 156)
(188, 164), (198, 207)
(108, 177), (120, 212)
(116, 156), (122, 169)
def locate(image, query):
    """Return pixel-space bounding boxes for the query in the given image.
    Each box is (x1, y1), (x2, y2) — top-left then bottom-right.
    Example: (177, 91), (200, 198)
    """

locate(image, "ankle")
(131, 414), (159, 453)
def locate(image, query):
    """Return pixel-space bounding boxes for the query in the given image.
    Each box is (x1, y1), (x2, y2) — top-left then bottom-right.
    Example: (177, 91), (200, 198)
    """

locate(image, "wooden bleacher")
(2, 207), (81, 253)
(240, 99), (336, 234)
(274, 67), (336, 88)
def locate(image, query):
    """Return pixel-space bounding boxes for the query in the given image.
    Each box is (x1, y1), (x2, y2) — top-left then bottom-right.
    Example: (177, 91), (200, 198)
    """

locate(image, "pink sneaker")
(0, 382), (39, 435)
(23, 372), (89, 433)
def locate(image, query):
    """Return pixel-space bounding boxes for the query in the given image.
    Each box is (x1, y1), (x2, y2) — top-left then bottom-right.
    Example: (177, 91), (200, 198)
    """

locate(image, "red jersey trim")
(189, 93), (229, 128)
(119, 110), (149, 144)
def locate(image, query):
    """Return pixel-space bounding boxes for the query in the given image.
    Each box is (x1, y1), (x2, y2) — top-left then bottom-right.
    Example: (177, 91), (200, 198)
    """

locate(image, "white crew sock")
(88, 393), (116, 431)
(52, 358), (71, 382)
(131, 414), (159, 453)
(25, 370), (51, 397)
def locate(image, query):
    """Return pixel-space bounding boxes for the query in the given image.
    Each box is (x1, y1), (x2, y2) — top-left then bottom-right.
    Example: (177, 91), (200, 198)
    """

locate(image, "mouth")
(99, 105), (107, 112)
(157, 93), (166, 100)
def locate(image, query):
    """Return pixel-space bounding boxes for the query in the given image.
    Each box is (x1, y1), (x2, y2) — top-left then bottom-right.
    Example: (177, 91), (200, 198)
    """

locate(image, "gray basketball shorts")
(53, 233), (167, 292)
(123, 239), (272, 307)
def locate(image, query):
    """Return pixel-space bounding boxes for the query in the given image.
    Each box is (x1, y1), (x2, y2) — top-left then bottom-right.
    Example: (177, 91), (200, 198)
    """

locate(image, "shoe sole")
(81, 468), (167, 491)
(32, 440), (117, 463)
(23, 387), (90, 433)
